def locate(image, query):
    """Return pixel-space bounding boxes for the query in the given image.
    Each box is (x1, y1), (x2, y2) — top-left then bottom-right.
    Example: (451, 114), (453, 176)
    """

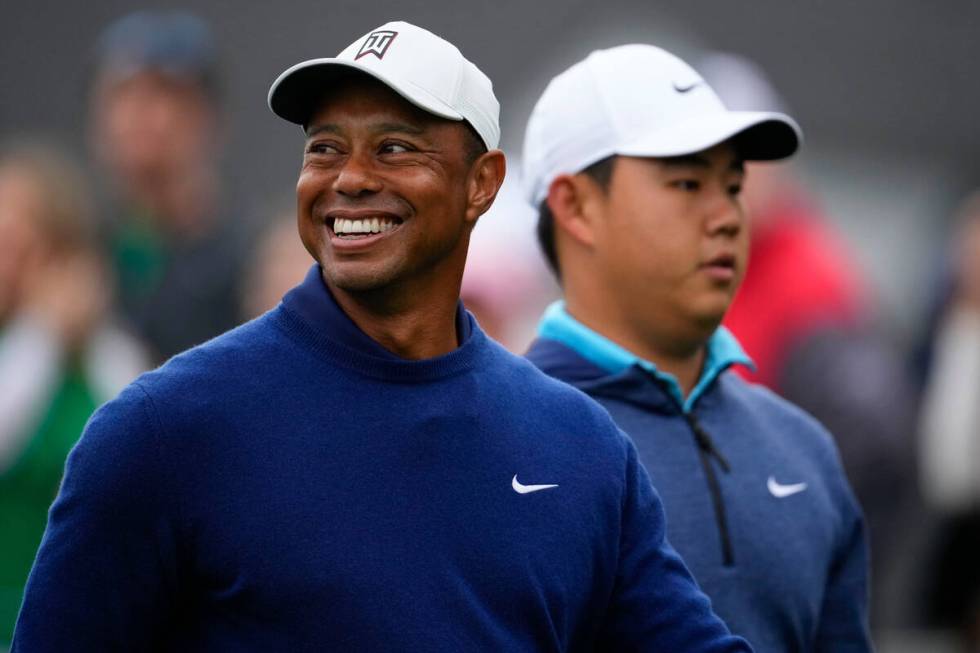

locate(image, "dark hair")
(536, 155), (616, 279)
(461, 121), (487, 165)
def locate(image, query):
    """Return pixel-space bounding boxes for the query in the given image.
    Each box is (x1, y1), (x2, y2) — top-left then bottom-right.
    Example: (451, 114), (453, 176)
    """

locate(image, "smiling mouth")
(330, 216), (403, 239)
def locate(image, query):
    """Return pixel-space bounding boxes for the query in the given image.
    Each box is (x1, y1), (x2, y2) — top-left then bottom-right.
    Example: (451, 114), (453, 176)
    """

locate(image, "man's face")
(0, 166), (43, 320)
(296, 76), (477, 294)
(91, 71), (215, 186)
(590, 143), (747, 338)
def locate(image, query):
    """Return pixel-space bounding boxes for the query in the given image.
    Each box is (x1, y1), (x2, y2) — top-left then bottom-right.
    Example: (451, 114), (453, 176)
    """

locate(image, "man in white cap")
(14, 24), (751, 651)
(523, 45), (872, 652)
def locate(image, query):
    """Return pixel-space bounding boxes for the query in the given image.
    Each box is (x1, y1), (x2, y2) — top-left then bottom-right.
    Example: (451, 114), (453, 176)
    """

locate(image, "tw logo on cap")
(356, 30), (398, 60)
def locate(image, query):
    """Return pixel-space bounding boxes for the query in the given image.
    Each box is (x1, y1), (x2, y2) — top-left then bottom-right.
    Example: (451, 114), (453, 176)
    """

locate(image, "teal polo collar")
(537, 301), (754, 412)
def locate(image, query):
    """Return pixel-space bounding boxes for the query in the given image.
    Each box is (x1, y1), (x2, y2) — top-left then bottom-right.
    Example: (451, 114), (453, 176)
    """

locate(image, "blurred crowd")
(1, 10), (978, 652)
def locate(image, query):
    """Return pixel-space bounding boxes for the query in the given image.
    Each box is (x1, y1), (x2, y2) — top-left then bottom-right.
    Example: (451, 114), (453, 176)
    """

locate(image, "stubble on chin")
(321, 261), (397, 295)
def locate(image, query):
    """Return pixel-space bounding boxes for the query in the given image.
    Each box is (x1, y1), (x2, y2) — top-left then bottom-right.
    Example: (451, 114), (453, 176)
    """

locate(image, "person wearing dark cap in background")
(14, 22), (751, 652)
(523, 45), (872, 651)
(89, 11), (250, 363)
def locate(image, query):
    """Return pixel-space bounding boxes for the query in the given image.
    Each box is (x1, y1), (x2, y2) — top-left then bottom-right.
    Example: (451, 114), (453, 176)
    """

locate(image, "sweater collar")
(276, 264), (484, 381)
(283, 264), (473, 360)
(537, 301), (753, 412)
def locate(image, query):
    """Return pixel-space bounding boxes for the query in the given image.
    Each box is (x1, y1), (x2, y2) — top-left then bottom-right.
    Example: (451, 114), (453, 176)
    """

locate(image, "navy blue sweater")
(527, 322), (872, 653)
(14, 266), (750, 652)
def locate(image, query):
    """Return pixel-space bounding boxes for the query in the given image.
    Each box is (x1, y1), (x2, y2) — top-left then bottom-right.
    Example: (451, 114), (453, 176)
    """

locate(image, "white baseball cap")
(522, 44), (802, 206)
(268, 20), (500, 150)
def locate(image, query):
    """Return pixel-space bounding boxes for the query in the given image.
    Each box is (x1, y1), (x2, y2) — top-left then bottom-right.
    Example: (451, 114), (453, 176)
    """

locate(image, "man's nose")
(332, 151), (383, 197)
(705, 188), (744, 238)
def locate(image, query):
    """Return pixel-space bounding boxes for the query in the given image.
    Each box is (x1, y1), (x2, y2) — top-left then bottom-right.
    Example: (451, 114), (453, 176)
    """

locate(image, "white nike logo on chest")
(767, 476), (808, 498)
(512, 475), (558, 494)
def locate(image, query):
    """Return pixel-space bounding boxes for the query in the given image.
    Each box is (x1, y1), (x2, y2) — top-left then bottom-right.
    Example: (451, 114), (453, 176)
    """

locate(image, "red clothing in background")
(724, 198), (867, 389)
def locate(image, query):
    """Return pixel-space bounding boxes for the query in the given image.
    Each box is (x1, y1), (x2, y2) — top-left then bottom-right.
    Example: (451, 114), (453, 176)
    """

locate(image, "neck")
(326, 271), (463, 361)
(564, 293), (709, 398)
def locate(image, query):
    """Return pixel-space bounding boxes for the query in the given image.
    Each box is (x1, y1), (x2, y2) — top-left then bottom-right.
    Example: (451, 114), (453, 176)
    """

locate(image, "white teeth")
(333, 216), (397, 235)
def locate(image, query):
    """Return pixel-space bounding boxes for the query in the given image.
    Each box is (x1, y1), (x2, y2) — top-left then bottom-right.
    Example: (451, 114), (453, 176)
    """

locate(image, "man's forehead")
(656, 143), (744, 170)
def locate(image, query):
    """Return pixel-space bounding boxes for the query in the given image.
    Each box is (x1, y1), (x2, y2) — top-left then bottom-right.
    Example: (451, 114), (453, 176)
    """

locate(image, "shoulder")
(105, 312), (295, 439)
(139, 312), (287, 395)
(71, 313), (301, 488)
(491, 343), (614, 416)
(57, 379), (174, 520)
(718, 372), (843, 465)
(717, 373), (862, 515)
(487, 342), (634, 458)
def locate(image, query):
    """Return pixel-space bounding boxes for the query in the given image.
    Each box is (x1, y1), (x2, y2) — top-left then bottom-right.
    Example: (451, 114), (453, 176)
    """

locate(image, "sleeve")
(11, 382), (180, 652)
(597, 437), (753, 653)
(814, 484), (873, 653)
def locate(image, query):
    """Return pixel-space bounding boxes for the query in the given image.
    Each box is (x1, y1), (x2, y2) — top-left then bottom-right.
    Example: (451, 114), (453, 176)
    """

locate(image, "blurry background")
(3, 0), (979, 341)
(2, 1), (979, 651)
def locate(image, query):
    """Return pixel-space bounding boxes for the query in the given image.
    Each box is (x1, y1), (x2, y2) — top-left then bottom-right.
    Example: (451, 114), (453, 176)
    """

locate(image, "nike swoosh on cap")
(767, 476), (808, 498)
(512, 475), (558, 494)
(672, 80), (702, 93)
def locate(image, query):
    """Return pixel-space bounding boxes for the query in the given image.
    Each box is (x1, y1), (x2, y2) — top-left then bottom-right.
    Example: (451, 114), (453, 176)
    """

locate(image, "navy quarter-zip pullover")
(527, 302), (872, 653)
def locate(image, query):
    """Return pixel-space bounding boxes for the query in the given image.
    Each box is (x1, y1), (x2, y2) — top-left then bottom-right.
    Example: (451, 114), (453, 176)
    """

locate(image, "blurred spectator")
(240, 207), (312, 320)
(0, 142), (148, 645)
(89, 11), (250, 362)
(700, 53), (920, 627)
(917, 191), (980, 650)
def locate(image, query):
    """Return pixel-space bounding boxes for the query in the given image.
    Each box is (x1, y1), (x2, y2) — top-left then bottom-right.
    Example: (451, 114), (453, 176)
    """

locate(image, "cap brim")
(268, 58), (464, 127)
(617, 110), (802, 162)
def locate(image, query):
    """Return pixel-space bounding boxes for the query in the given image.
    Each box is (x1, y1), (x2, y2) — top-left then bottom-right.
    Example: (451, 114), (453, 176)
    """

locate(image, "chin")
(323, 264), (399, 294)
(690, 303), (730, 335)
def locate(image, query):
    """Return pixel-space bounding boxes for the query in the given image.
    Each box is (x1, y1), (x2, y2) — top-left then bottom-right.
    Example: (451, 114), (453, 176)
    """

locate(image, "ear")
(464, 149), (506, 224)
(546, 173), (605, 248)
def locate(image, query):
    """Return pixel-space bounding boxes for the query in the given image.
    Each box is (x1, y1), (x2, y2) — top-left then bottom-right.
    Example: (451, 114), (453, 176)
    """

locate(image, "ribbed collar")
(274, 264), (486, 382)
(537, 301), (753, 412)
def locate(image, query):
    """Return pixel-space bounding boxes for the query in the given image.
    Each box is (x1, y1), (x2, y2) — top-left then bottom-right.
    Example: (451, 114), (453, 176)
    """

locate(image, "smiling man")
(13, 23), (751, 652)
(523, 45), (872, 652)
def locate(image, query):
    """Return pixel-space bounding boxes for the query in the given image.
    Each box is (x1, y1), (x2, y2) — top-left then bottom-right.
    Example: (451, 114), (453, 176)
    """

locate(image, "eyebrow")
(660, 153), (745, 173)
(661, 153), (711, 169)
(305, 124), (341, 137)
(305, 122), (426, 138)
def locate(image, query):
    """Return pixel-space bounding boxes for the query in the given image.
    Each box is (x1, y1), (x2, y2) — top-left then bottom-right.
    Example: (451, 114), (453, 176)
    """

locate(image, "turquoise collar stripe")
(537, 301), (754, 412)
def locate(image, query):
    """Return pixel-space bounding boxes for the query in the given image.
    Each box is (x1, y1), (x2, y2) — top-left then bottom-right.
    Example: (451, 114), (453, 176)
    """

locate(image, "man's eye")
(728, 183), (743, 197)
(671, 179), (700, 191)
(380, 142), (411, 154)
(306, 142), (338, 155)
